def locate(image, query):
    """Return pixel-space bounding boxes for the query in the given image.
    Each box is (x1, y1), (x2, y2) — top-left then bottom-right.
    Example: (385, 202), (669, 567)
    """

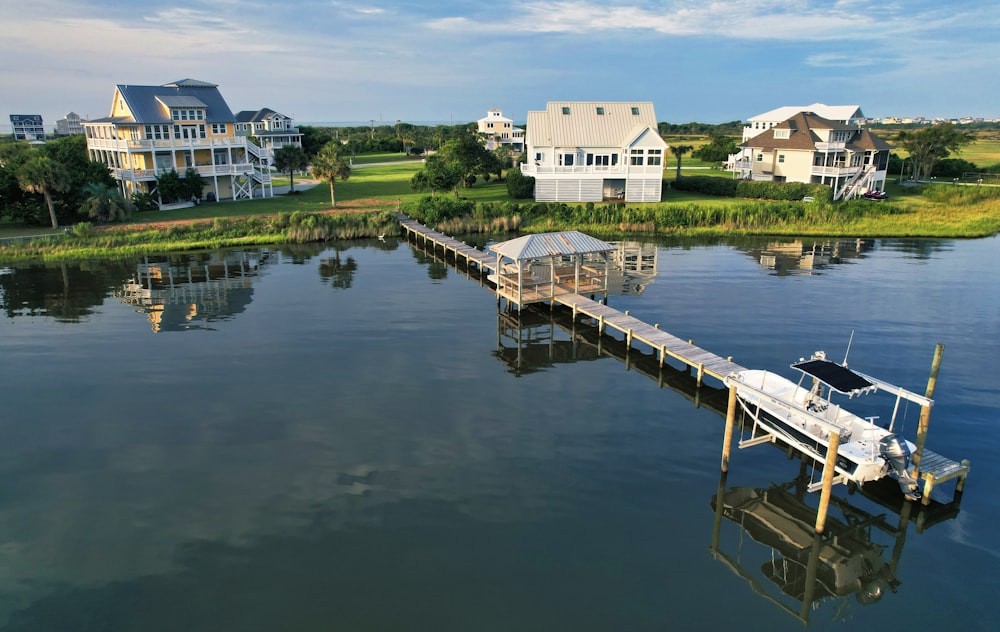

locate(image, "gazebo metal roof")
(489, 232), (614, 261)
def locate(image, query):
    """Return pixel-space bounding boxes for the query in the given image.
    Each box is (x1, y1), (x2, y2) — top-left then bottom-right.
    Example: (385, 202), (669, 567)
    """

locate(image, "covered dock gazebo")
(488, 231), (615, 308)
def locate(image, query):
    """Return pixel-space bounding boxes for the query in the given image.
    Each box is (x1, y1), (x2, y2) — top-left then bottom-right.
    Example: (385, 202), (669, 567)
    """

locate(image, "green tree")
(155, 169), (184, 204)
(896, 123), (975, 181)
(692, 134), (738, 163)
(439, 133), (492, 187)
(670, 145), (694, 180)
(182, 167), (206, 202)
(310, 141), (351, 208)
(80, 182), (130, 223)
(410, 154), (461, 196)
(273, 145), (309, 193)
(16, 155), (70, 228)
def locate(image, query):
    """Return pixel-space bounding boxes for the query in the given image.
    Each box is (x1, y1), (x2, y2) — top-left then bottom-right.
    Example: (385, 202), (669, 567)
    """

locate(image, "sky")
(1, 0), (998, 131)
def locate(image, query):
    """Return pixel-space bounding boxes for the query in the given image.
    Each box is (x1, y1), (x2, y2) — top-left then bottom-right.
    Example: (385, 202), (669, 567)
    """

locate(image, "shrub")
(70, 222), (95, 238)
(505, 167), (535, 199)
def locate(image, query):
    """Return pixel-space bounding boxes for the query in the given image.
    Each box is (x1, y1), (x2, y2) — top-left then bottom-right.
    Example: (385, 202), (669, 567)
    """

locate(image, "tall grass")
(0, 211), (398, 262)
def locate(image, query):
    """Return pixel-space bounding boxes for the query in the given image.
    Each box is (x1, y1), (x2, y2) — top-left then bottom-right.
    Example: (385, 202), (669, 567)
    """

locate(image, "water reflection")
(710, 469), (905, 624)
(745, 238), (874, 275)
(0, 260), (134, 322)
(115, 251), (274, 332)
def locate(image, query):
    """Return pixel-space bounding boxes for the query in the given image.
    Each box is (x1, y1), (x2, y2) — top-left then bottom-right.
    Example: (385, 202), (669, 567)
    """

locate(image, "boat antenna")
(843, 329), (855, 366)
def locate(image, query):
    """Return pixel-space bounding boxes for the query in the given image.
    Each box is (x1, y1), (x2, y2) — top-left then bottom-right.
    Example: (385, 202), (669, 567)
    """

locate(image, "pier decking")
(397, 214), (969, 504)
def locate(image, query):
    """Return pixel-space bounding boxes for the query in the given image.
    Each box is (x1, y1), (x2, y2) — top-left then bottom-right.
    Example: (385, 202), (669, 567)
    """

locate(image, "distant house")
(55, 112), (85, 136)
(733, 111), (892, 200)
(739, 103), (865, 142)
(234, 108), (303, 159)
(10, 114), (45, 141)
(521, 102), (667, 202)
(83, 78), (272, 205)
(476, 109), (523, 152)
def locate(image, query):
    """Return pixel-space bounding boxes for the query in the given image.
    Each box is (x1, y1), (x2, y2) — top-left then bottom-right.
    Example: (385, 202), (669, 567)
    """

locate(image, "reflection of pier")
(116, 251), (272, 332)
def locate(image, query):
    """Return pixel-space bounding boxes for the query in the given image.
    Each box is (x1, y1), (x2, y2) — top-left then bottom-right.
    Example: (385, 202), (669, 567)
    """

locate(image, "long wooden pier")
(397, 214), (969, 504)
(397, 214), (746, 385)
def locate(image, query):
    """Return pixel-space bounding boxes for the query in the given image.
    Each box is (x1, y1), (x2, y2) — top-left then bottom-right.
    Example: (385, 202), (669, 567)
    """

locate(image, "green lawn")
(0, 222), (65, 239)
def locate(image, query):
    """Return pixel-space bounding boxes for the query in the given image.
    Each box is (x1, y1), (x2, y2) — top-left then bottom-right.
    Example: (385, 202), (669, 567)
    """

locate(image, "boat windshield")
(791, 359), (873, 394)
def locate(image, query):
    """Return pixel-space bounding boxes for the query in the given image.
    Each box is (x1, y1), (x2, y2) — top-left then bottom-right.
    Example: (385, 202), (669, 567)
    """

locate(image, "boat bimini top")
(791, 351), (933, 410)
(791, 357), (876, 396)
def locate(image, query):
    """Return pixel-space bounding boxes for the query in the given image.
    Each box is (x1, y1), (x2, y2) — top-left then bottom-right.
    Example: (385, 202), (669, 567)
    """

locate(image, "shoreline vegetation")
(2, 169), (999, 263)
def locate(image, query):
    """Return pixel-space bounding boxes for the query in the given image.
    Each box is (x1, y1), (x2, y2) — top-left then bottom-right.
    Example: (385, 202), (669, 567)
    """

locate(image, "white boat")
(725, 351), (928, 500)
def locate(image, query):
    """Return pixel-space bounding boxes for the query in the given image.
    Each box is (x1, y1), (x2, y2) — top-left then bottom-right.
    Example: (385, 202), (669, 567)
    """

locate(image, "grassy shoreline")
(2, 174), (998, 263)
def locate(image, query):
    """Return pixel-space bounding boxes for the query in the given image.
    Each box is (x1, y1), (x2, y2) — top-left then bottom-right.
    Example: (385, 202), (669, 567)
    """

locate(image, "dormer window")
(774, 129), (791, 140)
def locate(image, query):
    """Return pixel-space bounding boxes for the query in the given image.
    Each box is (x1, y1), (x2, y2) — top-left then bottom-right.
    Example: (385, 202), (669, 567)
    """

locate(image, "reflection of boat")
(725, 351), (927, 500)
(711, 474), (901, 623)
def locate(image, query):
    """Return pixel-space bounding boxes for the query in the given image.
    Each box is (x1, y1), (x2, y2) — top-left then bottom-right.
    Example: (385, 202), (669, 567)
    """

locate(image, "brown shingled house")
(733, 111), (892, 200)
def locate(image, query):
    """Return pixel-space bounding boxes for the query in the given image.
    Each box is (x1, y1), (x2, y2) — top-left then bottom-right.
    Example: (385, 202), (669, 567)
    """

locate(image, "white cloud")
(804, 53), (877, 68)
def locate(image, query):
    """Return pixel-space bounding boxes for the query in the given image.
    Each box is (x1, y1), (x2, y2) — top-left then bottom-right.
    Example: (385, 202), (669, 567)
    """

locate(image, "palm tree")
(81, 182), (130, 223)
(16, 155), (70, 228)
(310, 142), (351, 208)
(273, 145), (309, 193)
(670, 145), (694, 181)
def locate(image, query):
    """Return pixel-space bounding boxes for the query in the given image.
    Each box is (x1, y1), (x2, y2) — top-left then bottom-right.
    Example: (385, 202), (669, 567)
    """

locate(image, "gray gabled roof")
(490, 231), (614, 261)
(235, 107), (287, 123)
(113, 79), (236, 124)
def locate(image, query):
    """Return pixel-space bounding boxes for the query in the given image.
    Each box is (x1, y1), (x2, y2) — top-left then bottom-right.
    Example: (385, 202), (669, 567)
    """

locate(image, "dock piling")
(815, 431), (841, 533)
(721, 385), (737, 472)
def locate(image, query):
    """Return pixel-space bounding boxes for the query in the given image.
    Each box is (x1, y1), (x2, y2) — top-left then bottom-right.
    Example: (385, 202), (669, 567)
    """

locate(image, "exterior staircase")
(835, 164), (878, 201)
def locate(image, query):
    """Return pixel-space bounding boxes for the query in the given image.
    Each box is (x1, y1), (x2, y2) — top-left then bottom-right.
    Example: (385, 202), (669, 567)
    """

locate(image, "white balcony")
(520, 163), (663, 176)
(87, 136), (250, 152)
(112, 164), (255, 181)
(810, 164), (863, 178)
(814, 141), (846, 152)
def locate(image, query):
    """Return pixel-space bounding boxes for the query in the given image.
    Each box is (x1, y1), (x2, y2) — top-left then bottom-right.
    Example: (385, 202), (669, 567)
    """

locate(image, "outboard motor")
(879, 435), (922, 501)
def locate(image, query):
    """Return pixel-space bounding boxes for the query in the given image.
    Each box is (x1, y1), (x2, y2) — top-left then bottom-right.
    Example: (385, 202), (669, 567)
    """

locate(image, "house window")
(535, 152), (544, 162)
(596, 107), (605, 115)
(560, 153), (575, 166)
(199, 125), (206, 139)
(647, 149), (662, 166)
(562, 107), (571, 115)
(757, 153), (764, 161)
(212, 123), (226, 135)
(630, 149), (644, 166)
(631, 107), (640, 115)
(778, 154), (785, 163)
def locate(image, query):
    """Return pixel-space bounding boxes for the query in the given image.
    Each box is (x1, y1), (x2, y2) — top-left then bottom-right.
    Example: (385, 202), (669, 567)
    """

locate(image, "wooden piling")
(815, 431), (841, 533)
(912, 343), (944, 477)
(721, 385), (737, 472)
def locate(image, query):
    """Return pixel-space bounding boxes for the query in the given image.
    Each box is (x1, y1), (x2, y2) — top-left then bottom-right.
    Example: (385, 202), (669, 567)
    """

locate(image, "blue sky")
(2, 0), (998, 129)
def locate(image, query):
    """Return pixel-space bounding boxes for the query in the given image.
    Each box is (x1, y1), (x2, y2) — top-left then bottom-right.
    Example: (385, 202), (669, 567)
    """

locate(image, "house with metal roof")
(234, 108), (303, 160)
(488, 231), (615, 307)
(476, 109), (523, 153)
(520, 102), (667, 203)
(83, 79), (272, 206)
(734, 111), (892, 200)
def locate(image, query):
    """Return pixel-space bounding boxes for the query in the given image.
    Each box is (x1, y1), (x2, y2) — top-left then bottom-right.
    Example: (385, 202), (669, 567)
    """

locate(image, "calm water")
(0, 235), (998, 631)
